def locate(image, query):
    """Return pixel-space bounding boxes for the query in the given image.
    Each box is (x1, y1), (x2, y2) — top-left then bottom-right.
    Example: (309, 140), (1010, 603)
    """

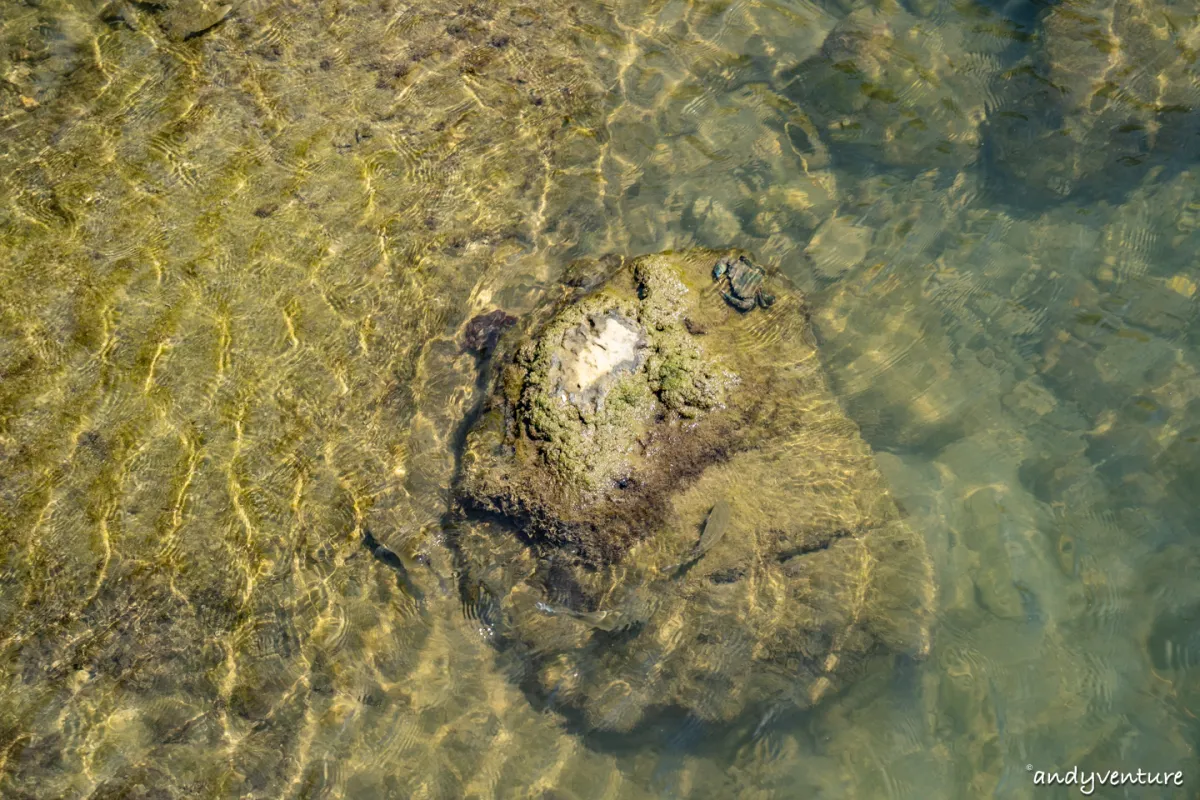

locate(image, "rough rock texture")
(458, 251), (737, 561)
(454, 249), (936, 731)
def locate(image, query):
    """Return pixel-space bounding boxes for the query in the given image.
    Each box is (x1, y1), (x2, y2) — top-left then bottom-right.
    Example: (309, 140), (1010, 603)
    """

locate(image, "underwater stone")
(986, 0), (1200, 203)
(781, 7), (990, 170)
(133, 0), (234, 40)
(454, 249), (936, 731)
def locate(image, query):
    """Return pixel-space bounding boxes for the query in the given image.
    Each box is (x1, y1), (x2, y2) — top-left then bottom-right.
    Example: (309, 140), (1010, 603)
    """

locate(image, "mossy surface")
(515, 297), (655, 491)
(454, 248), (936, 732)
(458, 250), (741, 559)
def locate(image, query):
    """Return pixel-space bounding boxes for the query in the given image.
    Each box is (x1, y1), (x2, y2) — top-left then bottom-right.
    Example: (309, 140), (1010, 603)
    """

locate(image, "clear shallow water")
(1, 0), (1198, 797)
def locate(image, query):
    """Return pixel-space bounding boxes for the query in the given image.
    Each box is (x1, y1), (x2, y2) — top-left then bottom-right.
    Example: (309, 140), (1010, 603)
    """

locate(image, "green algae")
(455, 248), (936, 731)
(515, 297), (653, 490)
(458, 250), (748, 559)
(2, 0), (1199, 793)
(0, 0), (623, 793)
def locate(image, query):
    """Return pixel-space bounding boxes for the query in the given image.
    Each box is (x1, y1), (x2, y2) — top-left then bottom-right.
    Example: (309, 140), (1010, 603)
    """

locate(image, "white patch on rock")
(551, 313), (646, 411)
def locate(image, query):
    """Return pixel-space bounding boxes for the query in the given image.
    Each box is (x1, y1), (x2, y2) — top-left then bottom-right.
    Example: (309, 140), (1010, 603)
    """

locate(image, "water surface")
(2, 0), (1199, 796)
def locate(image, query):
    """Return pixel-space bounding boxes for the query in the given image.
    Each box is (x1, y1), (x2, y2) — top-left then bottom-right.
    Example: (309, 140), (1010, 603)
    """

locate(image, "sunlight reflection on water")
(1, 0), (1199, 796)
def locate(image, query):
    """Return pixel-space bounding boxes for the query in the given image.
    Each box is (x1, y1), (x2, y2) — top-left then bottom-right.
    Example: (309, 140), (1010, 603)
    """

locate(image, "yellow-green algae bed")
(2, 0), (1200, 796)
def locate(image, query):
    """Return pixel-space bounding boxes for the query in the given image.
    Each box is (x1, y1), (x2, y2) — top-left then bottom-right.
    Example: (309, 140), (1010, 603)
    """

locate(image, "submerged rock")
(986, 0), (1200, 203)
(454, 249), (936, 732)
(781, 7), (992, 170)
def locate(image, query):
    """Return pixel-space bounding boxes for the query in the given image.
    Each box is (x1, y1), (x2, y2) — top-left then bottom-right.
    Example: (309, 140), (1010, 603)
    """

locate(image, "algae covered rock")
(455, 249), (936, 732)
(458, 251), (739, 561)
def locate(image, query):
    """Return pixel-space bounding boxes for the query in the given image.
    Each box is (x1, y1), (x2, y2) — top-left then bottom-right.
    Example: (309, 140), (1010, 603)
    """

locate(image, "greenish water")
(2, 0), (1199, 796)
